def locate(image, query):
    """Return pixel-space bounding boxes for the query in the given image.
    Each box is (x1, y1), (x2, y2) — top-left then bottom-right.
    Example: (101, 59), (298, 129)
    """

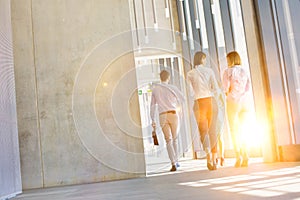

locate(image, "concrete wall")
(11, 0), (145, 189)
(0, 0), (22, 198)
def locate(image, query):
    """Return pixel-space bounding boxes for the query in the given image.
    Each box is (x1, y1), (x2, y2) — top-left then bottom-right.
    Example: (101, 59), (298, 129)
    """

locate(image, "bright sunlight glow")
(240, 113), (265, 149)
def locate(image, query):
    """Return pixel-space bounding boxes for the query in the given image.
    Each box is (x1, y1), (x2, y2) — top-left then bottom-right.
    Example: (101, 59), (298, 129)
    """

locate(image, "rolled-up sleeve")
(222, 70), (230, 94)
(150, 91), (156, 122)
(245, 77), (250, 93)
(186, 72), (195, 98)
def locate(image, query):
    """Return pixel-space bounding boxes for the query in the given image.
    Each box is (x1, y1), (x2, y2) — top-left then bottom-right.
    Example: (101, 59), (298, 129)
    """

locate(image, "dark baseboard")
(278, 144), (300, 162)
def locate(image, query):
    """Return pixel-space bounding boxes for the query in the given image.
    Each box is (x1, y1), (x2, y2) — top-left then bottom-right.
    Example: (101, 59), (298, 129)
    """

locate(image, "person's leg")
(197, 98), (211, 152)
(169, 113), (179, 166)
(212, 97), (225, 166)
(159, 114), (177, 171)
(239, 107), (249, 167)
(209, 97), (218, 169)
(217, 93), (226, 165)
(226, 100), (241, 167)
(197, 98), (214, 170)
(217, 134), (225, 166)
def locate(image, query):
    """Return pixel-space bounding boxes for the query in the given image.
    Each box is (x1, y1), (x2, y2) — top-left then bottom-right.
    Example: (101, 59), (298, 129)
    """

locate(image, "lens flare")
(240, 114), (264, 149)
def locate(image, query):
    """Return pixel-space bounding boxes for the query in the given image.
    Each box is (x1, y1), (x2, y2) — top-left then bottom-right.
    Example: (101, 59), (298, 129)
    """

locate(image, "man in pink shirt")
(150, 70), (185, 172)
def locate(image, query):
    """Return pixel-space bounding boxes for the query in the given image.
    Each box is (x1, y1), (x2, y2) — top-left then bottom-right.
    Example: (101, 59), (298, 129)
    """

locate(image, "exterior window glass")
(276, 0), (300, 143)
(196, 0), (209, 49)
(281, 0), (300, 111)
(211, 0), (227, 75)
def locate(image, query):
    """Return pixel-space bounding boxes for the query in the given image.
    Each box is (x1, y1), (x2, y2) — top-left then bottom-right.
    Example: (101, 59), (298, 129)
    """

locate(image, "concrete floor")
(12, 158), (300, 200)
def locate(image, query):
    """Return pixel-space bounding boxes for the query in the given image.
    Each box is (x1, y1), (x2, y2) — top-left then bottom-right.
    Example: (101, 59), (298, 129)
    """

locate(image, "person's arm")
(245, 74), (250, 93)
(150, 90), (157, 128)
(241, 70), (250, 97)
(222, 69), (230, 95)
(210, 70), (220, 97)
(186, 72), (195, 98)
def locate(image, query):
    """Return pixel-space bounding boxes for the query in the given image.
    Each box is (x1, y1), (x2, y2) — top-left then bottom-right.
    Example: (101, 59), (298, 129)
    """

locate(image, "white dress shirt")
(187, 65), (219, 100)
(150, 82), (184, 122)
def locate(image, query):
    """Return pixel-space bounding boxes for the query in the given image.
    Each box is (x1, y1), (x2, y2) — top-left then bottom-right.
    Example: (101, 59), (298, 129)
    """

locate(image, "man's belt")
(160, 110), (176, 115)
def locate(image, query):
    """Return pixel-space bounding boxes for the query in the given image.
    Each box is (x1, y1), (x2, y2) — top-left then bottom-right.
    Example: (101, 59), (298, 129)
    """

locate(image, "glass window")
(211, 0), (227, 76)
(281, 0), (300, 108)
(275, 0), (300, 143)
(196, 0), (209, 49)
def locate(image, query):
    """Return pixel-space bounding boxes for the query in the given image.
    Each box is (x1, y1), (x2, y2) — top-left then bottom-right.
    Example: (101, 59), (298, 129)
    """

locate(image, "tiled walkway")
(12, 158), (300, 200)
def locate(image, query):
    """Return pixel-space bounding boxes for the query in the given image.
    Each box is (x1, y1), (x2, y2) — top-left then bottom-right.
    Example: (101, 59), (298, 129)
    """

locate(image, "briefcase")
(152, 130), (159, 145)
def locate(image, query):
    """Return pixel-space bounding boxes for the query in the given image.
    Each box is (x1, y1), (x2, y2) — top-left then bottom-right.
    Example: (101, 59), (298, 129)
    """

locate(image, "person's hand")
(218, 93), (225, 106)
(152, 122), (156, 129)
(152, 130), (156, 137)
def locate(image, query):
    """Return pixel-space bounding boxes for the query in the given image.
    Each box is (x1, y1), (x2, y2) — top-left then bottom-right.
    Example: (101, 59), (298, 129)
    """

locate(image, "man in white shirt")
(187, 51), (220, 170)
(150, 70), (185, 172)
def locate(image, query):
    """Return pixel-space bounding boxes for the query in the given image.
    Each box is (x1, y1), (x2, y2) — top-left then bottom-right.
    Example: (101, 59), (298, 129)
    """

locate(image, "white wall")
(11, 0), (145, 189)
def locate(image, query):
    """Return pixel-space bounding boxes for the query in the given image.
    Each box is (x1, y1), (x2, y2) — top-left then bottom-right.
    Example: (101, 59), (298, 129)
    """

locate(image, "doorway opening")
(135, 54), (194, 175)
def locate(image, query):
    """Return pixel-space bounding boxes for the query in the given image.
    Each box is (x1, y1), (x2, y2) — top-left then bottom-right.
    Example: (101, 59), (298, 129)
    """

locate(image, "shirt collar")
(195, 64), (204, 68)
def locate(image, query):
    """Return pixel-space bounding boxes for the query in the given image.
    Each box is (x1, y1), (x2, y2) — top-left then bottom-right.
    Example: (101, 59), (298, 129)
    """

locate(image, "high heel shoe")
(241, 158), (248, 167)
(234, 157), (242, 168)
(207, 162), (217, 170)
(207, 162), (214, 171)
(212, 163), (217, 170)
(216, 157), (225, 166)
(220, 157), (225, 166)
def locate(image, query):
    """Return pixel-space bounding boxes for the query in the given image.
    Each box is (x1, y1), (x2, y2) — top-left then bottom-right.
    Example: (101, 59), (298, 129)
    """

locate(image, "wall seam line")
(30, 0), (45, 188)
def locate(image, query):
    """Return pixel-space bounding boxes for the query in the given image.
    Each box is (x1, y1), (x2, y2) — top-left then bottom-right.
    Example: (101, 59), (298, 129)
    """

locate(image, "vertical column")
(254, 0), (292, 146)
(241, 0), (272, 161)
(176, 0), (192, 73)
(219, 0), (234, 52)
(202, 0), (219, 75)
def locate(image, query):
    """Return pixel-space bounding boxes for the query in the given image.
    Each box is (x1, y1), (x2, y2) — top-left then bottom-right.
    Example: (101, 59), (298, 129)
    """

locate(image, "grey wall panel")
(0, 0), (22, 199)
(11, 0), (145, 189)
(11, 0), (44, 189)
